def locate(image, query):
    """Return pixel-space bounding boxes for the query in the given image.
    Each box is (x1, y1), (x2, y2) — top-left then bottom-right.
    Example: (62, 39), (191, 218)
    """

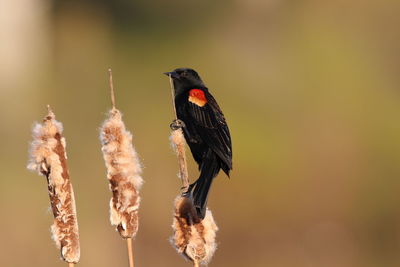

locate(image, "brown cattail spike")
(170, 129), (189, 192)
(100, 108), (143, 238)
(171, 196), (218, 265)
(28, 107), (80, 263)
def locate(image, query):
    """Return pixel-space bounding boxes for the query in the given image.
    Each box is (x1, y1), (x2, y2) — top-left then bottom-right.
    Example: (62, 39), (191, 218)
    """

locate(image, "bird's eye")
(181, 71), (188, 77)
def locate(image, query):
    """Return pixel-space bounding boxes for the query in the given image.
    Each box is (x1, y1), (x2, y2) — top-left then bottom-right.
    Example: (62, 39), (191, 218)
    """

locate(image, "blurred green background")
(1, 0), (400, 266)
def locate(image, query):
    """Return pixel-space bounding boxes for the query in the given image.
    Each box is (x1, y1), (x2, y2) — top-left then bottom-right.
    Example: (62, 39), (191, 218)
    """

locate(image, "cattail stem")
(101, 69), (143, 267)
(108, 68), (116, 110)
(171, 129), (189, 191)
(126, 238), (135, 267)
(193, 260), (200, 267)
(168, 75), (190, 192)
(168, 75), (178, 120)
(68, 263), (74, 267)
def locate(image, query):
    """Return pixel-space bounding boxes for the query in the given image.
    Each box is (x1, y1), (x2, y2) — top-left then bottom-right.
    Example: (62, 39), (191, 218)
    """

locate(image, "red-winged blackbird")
(164, 68), (232, 219)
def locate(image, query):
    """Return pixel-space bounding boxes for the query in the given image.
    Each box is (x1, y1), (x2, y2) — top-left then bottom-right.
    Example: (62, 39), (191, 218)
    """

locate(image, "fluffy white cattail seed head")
(171, 196), (218, 265)
(100, 109), (143, 238)
(27, 107), (80, 263)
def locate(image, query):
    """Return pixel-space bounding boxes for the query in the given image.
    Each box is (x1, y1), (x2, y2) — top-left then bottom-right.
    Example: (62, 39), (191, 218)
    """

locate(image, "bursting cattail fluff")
(27, 108), (80, 263)
(169, 129), (218, 265)
(100, 109), (143, 238)
(171, 196), (218, 265)
(170, 129), (189, 188)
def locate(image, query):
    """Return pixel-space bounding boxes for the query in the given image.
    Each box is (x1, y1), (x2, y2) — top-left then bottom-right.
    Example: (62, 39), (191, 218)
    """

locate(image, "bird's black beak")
(163, 71), (179, 79)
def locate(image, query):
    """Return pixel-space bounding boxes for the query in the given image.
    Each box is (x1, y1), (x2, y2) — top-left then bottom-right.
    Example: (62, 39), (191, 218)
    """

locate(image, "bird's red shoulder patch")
(188, 89), (207, 107)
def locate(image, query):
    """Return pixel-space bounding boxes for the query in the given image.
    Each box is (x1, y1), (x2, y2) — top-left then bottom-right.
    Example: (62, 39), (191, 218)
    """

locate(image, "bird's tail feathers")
(191, 152), (220, 219)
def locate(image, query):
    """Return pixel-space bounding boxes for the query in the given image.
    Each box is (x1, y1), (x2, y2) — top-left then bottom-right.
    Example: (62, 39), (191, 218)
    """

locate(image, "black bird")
(164, 68), (232, 219)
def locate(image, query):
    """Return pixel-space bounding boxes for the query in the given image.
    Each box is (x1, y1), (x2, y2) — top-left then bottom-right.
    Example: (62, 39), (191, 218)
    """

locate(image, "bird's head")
(164, 68), (205, 96)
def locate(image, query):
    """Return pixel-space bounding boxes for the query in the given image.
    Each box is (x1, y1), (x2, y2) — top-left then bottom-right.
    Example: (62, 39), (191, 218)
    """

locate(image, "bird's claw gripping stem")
(181, 184), (193, 197)
(181, 186), (190, 196)
(181, 183), (195, 196)
(170, 119), (186, 130)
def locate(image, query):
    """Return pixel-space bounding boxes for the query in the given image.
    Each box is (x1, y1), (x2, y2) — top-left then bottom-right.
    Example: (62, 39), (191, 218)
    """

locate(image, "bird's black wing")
(186, 91), (232, 173)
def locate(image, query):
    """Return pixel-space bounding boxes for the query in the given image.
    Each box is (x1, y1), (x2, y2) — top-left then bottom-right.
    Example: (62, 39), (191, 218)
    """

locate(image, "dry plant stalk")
(168, 74), (189, 192)
(27, 106), (80, 264)
(170, 129), (189, 191)
(168, 75), (218, 266)
(100, 70), (143, 240)
(171, 196), (218, 266)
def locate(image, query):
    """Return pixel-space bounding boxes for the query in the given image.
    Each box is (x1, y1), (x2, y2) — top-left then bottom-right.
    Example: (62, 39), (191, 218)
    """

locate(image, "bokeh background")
(1, 0), (400, 266)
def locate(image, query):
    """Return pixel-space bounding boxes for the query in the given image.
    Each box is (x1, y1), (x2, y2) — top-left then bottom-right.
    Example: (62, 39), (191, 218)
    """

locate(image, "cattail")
(99, 69), (143, 267)
(167, 75), (219, 266)
(171, 196), (218, 266)
(100, 108), (143, 237)
(170, 129), (189, 190)
(27, 106), (80, 265)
